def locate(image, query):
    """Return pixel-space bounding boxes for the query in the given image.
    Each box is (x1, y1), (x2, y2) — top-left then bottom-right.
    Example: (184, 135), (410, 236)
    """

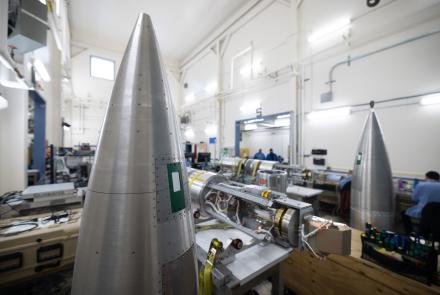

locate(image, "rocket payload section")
(351, 102), (395, 230)
(71, 13), (198, 294)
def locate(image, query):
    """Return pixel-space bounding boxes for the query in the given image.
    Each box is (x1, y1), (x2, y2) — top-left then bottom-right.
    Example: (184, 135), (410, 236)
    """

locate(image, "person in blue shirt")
(265, 148), (277, 161)
(253, 148), (265, 160)
(402, 171), (440, 234)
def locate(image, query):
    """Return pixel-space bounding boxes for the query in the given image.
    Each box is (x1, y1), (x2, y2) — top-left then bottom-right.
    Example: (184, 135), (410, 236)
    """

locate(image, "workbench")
(196, 220), (290, 294)
(281, 228), (440, 295)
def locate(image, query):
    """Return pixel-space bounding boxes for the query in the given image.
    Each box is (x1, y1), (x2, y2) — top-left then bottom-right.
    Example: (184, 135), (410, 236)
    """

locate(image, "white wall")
(181, 1), (297, 155)
(63, 46), (122, 147)
(179, 0), (440, 176)
(301, 1), (440, 176)
(0, 85), (28, 194)
(63, 45), (182, 147)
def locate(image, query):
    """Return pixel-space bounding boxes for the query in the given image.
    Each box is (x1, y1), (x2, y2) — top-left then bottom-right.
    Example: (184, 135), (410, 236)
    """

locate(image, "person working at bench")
(253, 148), (265, 160)
(266, 148), (277, 161)
(402, 171), (440, 234)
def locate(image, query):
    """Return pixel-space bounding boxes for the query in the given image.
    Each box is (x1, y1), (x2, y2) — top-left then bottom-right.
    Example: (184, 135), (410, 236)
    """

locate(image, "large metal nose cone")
(351, 110), (394, 230)
(71, 13), (198, 295)
(87, 12), (181, 195)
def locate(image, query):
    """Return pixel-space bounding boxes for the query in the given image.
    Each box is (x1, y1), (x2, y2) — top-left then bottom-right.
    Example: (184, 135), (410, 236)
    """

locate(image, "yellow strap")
(199, 239), (222, 295)
(261, 189), (271, 199)
(188, 171), (206, 188)
(236, 159), (246, 177)
(252, 160), (261, 177)
(46, 0), (54, 13)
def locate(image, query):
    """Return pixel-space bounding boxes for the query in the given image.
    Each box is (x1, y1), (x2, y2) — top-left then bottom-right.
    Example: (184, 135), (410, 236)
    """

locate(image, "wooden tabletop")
(282, 228), (440, 295)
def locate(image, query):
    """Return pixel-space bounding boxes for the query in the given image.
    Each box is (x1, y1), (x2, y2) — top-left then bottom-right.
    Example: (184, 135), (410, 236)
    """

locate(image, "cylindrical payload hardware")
(71, 14), (198, 295)
(256, 169), (288, 193)
(244, 159), (262, 178)
(351, 108), (394, 230)
(259, 160), (277, 171)
(187, 168), (226, 211)
(219, 157), (242, 172)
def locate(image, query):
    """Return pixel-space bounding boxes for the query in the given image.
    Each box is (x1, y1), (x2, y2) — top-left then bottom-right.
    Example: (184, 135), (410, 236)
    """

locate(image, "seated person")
(253, 148), (265, 160)
(402, 171), (440, 234)
(265, 148), (277, 161)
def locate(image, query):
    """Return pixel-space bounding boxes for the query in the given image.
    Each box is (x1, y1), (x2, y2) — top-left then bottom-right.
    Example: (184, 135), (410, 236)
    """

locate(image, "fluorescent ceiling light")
(420, 94), (440, 106)
(0, 95), (8, 110)
(204, 124), (217, 137)
(276, 114), (290, 119)
(244, 118), (264, 124)
(185, 92), (195, 103)
(274, 118), (290, 127)
(184, 128), (195, 139)
(204, 82), (218, 94)
(0, 78), (30, 90)
(0, 55), (13, 70)
(34, 59), (51, 82)
(307, 107), (351, 120)
(259, 123), (274, 128)
(239, 65), (252, 78)
(244, 123), (257, 131)
(62, 121), (71, 131)
(39, 0), (47, 4)
(308, 18), (350, 44)
(55, 0), (61, 15)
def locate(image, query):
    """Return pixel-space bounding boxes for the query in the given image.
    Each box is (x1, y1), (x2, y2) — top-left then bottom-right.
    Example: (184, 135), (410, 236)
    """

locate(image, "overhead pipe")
(326, 29), (440, 93)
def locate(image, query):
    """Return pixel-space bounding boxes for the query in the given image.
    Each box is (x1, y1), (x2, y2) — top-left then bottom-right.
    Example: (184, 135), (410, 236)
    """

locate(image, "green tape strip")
(167, 163), (186, 213)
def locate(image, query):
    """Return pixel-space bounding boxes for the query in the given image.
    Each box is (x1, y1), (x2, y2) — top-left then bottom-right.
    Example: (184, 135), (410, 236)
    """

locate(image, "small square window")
(90, 56), (115, 80)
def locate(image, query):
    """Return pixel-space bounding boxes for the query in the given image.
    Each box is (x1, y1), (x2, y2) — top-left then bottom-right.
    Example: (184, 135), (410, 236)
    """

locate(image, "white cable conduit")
(327, 28), (440, 94)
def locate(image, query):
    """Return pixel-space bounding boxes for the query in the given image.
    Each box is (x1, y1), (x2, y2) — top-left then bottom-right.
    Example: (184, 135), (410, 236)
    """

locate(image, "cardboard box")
(307, 219), (351, 256)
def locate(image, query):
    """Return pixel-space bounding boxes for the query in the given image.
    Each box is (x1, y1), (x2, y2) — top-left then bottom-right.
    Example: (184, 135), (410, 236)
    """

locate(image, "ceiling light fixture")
(0, 94), (8, 110)
(420, 93), (440, 106)
(244, 118), (264, 124)
(204, 82), (218, 94)
(244, 123), (257, 131)
(185, 92), (195, 103)
(204, 124), (217, 137)
(239, 65), (252, 78)
(34, 59), (51, 82)
(308, 18), (351, 44)
(0, 55), (13, 70)
(307, 107), (351, 120)
(184, 128), (195, 139)
(0, 78), (30, 90)
(276, 114), (290, 119)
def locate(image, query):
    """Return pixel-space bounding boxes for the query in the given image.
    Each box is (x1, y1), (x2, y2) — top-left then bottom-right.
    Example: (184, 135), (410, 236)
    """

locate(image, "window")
(90, 56), (115, 80)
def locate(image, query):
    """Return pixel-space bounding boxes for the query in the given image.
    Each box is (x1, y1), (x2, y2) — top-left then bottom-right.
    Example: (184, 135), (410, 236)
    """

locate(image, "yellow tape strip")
(188, 171), (206, 188)
(252, 160), (261, 177)
(236, 159), (246, 177)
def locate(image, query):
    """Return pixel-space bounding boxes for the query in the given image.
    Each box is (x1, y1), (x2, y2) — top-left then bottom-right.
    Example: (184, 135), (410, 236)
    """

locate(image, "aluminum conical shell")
(71, 13), (198, 294)
(350, 110), (395, 230)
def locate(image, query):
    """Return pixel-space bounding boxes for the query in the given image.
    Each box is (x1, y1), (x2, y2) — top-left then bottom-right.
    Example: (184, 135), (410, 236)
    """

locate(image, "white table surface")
(196, 220), (291, 284)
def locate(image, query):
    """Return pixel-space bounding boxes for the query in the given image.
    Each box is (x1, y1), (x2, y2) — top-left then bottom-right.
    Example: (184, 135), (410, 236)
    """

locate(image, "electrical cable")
(300, 223), (330, 259)
(255, 228), (274, 241)
(0, 221), (39, 236)
(235, 200), (241, 225)
(196, 223), (233, 231)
